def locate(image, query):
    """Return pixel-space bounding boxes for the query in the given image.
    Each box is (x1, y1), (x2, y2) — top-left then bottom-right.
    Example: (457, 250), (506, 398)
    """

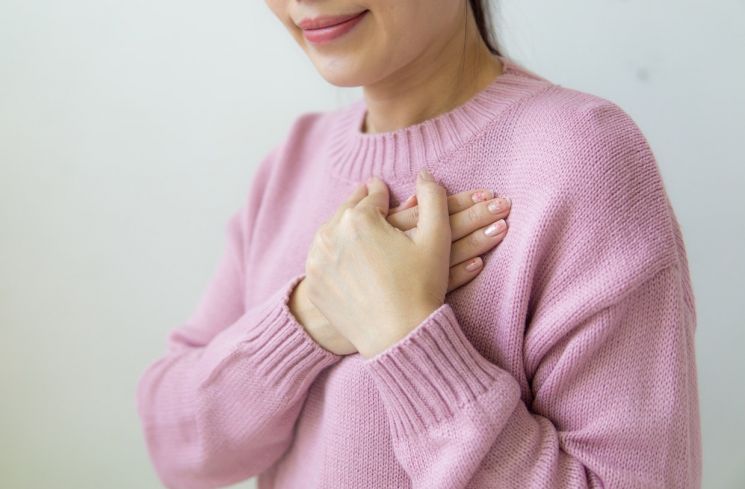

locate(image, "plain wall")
(1, 1), (743, 487)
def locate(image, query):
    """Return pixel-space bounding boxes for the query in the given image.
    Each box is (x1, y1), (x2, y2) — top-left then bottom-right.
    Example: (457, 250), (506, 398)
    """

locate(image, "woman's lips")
(300, 10), (369, 45)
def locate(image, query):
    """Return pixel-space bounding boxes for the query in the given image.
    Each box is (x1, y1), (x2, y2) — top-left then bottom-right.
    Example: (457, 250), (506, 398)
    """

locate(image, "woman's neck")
(360, 21), (503, 134)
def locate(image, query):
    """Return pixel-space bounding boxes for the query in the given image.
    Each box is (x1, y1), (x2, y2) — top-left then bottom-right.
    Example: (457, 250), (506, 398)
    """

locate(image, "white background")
(1, 1), (743, 487)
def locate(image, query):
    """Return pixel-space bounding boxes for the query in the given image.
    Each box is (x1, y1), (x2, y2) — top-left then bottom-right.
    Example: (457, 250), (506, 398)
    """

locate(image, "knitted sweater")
(135, 55), (701, 489)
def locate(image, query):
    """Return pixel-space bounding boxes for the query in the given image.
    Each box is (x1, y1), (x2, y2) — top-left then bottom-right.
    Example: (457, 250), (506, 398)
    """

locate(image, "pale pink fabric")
(135, 55), (701, 488)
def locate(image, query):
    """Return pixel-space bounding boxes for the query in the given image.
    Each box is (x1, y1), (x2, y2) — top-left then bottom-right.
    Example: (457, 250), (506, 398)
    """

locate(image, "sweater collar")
(325, 54), (553, 182)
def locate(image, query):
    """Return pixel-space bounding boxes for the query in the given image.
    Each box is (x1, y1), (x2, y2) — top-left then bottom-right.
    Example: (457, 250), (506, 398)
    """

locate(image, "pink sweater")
(135, 55), (701, 488)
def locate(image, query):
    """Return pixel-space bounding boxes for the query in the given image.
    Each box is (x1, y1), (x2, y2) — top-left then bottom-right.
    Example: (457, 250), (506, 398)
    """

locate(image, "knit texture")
(135, 54), (701, 488)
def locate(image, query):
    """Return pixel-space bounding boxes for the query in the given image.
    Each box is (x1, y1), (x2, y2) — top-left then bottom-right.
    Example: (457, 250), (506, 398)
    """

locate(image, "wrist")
(289, 278), (350, 354)
(360, 301), (442, 359)
(289, 278), (326, 329)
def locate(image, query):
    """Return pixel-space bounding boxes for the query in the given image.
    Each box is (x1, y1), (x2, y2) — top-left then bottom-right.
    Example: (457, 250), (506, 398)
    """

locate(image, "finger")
(449, 218), (508, 267)
(449, 196), (511, 241)
(331, 182), (369, 223)
(386, 197), (419, 230)
(386, 188), (499, 232)
(413, 168), (450, 248)
(389, 194), (417, 214)
(357, 175), (390, 216)
(446, 257), (484, 293)
(447, 188), (497, 214)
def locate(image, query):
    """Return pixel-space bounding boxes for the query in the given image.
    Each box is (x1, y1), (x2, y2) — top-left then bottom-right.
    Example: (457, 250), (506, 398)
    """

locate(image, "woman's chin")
(310, 58), (375, 88)
(318, 71), (367, 88)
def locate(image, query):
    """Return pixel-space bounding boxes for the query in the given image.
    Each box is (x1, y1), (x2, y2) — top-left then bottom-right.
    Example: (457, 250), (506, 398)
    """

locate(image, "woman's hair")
(469, 0), (502, 56)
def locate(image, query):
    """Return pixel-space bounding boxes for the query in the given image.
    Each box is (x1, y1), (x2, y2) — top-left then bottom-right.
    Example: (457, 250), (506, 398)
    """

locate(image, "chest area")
(243, 173), (420, 300)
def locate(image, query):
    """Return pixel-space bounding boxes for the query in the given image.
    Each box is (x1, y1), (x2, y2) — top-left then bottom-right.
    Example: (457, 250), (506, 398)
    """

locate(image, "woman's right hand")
(289, 187), (511, 356)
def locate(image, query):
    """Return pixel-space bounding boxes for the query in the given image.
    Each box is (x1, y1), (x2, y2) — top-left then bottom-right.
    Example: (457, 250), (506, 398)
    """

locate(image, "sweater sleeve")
(363, 261), (700, 488)
(135, 145), (342, 489)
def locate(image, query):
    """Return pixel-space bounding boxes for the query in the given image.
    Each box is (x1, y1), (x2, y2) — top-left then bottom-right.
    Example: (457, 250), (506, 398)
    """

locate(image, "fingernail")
(418, 168), (433, 181)
(484, 219), (507, 236)
(465, 258), (482, 271)
(472, 190), (494, 203)
(487, 197), (511, 214)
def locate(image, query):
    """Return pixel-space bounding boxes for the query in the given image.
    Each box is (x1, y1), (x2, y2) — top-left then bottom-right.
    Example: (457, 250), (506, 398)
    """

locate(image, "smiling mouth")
(298, 10), (369, 30)
(298, 10), (369, 44)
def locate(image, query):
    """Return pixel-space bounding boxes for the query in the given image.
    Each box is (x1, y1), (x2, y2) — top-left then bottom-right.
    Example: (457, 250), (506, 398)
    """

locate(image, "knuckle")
(409, 205), (419, 223)
(316, 228), (333, 249)
(347, 209), (369, 228)
(306, 259), (320, 277)
(311, 230), (323, 246)
(341, 208), (371, 238)
(466, 204), (481, 224)
(468, 230), (483, 248)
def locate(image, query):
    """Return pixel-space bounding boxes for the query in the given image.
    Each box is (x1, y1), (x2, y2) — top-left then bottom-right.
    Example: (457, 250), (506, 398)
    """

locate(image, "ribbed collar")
(325, 54), (554, 182)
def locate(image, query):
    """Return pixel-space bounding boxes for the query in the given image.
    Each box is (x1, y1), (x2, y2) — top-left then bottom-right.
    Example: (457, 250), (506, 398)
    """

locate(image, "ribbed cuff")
(240, 273), (342, 394)
(364, 303), (519, 436)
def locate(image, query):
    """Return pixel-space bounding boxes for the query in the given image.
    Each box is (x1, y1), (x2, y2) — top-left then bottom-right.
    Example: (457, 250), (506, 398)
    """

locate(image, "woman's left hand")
(303, 169), (451, 359)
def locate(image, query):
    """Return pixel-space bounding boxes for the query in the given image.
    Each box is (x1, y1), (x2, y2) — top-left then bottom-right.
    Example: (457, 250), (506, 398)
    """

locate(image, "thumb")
(413, 168), (450, 248)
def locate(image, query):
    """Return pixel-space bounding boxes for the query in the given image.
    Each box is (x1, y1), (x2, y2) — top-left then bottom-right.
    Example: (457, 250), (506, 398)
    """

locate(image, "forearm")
(136, 274), (341, 489)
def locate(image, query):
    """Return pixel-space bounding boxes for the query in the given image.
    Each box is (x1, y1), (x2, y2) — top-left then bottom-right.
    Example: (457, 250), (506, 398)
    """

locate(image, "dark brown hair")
(469, 0), (501, 56)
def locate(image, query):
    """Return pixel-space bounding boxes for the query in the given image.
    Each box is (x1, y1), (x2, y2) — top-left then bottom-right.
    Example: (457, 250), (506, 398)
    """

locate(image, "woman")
(136, 1), (701, 488)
